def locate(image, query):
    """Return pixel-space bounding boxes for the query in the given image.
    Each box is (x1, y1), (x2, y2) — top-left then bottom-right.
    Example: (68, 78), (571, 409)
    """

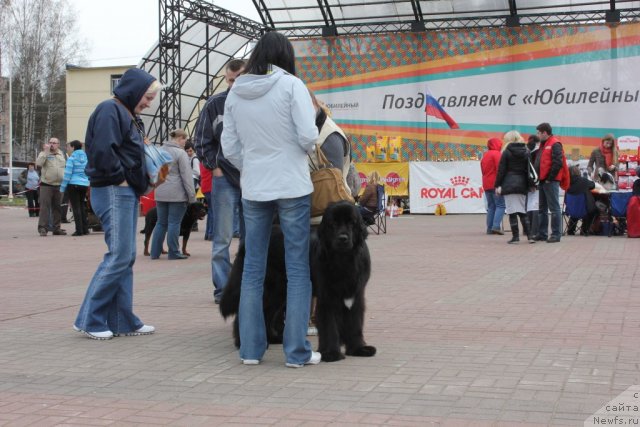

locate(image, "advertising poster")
(354, 162), (409, 196)
(409, 162), (485, 214)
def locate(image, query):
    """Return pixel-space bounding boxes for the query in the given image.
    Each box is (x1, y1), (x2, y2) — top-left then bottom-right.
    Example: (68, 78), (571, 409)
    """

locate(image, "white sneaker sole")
(286, 351), (321, 368)
(113, 326), (155, 337)
(73, 325), (113, 340)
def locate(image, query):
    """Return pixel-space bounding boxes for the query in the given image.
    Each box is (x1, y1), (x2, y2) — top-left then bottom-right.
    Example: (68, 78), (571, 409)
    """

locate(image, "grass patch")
(0, 196), (27, 207)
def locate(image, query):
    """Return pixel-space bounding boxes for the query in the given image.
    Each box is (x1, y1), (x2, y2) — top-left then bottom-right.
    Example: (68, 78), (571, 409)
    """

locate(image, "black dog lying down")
(219, 201), (376, 362)
(141, 202), (207, 256)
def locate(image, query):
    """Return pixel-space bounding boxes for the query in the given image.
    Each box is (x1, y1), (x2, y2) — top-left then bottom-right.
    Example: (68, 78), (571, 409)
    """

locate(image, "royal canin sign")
(420, 176), (484, 199)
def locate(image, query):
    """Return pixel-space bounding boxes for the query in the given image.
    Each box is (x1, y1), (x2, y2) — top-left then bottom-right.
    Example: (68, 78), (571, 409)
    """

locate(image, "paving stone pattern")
(0, 206), (639, 426)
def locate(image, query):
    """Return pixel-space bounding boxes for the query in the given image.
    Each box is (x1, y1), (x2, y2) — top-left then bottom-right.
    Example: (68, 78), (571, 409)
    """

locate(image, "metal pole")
(425, 114), (428, 161)
(7, 3), (13, 200)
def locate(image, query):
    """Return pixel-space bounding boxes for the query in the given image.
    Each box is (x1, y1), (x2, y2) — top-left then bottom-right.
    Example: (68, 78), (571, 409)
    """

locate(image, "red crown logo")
(450, 176), (470, 186)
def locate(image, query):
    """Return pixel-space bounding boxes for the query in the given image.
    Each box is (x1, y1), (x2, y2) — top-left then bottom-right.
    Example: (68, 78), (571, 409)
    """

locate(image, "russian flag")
(425, 90), (459, 129)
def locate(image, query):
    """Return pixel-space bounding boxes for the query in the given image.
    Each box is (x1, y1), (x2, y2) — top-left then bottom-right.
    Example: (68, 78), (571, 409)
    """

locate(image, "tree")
(1, 0), (81, 160)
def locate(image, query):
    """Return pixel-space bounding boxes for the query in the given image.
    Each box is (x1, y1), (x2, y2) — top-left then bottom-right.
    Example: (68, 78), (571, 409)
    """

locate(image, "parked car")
(0, 167), (27, 196)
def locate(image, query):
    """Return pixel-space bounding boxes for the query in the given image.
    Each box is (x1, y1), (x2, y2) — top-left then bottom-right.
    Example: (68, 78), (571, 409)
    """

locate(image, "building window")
(0, 93), (4, 113)
(0, 125), (4, 143)
(110, 74), (123, 95)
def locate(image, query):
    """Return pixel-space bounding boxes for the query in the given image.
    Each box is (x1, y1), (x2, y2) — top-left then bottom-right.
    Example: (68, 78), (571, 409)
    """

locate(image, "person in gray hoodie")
(150, 129), (196, 259)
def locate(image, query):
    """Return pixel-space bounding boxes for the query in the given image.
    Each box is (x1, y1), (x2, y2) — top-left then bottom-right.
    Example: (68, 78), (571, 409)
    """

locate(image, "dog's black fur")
(141, 202), (207, 256)
(219, 201), (376, 362)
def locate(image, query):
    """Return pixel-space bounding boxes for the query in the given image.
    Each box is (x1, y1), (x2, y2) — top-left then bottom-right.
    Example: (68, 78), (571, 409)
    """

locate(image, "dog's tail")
(219, 245), (245, 319)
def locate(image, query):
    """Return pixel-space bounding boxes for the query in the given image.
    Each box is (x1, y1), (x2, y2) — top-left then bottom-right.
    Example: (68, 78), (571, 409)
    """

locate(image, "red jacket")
(480, 138), (503, 190)
(199, 164), (212, 194)
(539, 136), (570, 190)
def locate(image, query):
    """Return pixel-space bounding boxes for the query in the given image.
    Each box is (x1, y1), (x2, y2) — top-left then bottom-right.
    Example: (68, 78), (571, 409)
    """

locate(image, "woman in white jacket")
(221, 32), (320, 368)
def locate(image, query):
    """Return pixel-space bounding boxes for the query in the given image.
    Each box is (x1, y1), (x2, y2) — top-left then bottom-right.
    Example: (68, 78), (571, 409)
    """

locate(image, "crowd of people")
(481, 123), (623, 243)
(24, 30), (629, 369)
(49, 32), (371, 369)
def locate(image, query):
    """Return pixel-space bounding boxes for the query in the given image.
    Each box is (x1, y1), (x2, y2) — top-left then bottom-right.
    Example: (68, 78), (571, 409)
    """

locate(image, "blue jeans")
(211, 175), (244, 299)
(74, 185), (144, 334)
(239, 195), (313, 365)
(233, 204), (240, 235)
(484, 189), (505, 232)
(150, 201), (187, 259)
(203, 192), (213, 239)
(538, 180), (562, 239)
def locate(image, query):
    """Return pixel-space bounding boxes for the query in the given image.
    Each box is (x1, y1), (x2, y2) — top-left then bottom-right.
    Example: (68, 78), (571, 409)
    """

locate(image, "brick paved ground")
(0, 205), (639, 426)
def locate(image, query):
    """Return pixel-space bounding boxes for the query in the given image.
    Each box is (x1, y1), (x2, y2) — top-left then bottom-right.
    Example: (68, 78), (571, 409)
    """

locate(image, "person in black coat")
(495, 130), (534, 244)
(566, 164), (596, 235)
(526, 134), (541, 238)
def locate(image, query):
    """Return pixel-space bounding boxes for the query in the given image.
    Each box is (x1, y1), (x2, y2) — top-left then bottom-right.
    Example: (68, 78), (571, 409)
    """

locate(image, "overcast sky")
(68, 0), (259, 67)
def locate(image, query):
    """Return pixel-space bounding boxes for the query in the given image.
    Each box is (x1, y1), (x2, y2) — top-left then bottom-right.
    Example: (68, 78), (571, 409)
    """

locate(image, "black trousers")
(67, 185), (89, 234)
(26, 189), (40, 217)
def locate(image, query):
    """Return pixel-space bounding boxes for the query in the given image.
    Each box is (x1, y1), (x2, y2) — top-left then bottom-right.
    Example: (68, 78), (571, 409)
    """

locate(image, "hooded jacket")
(480, 138), (502, 190)
(221, 66), (318, 201)
(60, 149), (89, 193)
(154, 141), (196, 203)
(84, 68), (155, 196)
(494, 142), (529, 195)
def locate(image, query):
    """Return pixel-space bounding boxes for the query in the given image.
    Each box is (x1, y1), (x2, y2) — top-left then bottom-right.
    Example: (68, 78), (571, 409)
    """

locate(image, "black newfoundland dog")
(219, 201), (376, 362)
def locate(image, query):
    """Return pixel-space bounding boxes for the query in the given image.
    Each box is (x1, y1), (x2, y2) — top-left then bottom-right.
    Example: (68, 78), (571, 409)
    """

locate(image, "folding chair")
(367, 184), (387, 235)
(563, 193), (589, 236)
(609, 191), (632, 236)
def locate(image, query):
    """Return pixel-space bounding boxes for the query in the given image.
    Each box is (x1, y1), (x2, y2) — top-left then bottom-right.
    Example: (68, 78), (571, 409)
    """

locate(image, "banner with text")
(354, 162), (409, 196)
(299, 23), (640, 158)
(409, 161), (485, 214)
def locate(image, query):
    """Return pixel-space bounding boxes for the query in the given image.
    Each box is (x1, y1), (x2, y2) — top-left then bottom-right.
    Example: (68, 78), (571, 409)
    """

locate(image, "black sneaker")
(546, 236), (560, 243)
(53, 229), (67, 236)
(38, 228), (47, 237)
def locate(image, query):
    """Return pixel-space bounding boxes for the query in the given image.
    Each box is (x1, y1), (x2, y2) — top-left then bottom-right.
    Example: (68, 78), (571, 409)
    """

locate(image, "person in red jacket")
(534, 122), (569, 243)
(480, 137), (505, 234)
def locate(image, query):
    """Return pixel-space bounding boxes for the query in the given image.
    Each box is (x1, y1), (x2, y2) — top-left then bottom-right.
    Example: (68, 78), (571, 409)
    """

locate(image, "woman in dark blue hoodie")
(74, 68), (161, 340)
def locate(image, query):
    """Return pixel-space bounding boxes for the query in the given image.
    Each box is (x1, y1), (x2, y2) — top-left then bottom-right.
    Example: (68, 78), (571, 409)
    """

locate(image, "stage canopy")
(139, 0), (640, 143)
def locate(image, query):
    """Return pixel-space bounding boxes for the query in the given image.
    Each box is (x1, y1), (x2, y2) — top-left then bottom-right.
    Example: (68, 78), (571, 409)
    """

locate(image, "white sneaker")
(285, 351), (321, 368)
(114, 324), (155, 337)
(73, 325), (113, 340)
(241, 359), (260, 365)
(306, 326), (318, 336)
(134, 325), (155, 334)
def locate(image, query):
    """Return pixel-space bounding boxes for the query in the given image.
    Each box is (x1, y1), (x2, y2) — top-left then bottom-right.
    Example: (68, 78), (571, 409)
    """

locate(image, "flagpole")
(425, 113), (428, 161)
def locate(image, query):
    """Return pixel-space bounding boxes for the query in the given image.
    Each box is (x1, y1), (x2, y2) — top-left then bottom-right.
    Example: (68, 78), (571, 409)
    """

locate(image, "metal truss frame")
(140, 0), (264, 143)
(142, 0), (639, 142)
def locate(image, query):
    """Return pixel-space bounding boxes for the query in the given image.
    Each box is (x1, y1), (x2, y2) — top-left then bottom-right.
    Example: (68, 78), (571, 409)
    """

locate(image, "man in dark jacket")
(566, 164), (596, 235)
(534, 122), (569, 243)
(193, 59), (245, 303)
